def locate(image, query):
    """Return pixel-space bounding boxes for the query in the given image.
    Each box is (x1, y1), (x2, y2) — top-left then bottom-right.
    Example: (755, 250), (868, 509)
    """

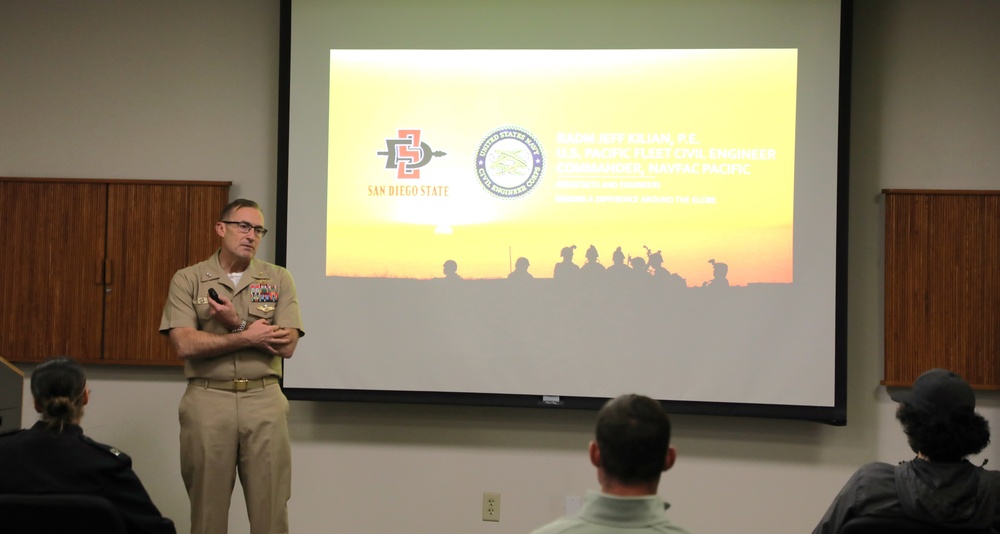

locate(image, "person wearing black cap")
(812, 368), (1000, 534)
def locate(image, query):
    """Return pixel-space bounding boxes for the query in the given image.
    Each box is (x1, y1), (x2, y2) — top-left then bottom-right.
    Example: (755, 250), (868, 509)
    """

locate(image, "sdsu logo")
(376, 129), (446, 179)
(475, 126), (544, 199)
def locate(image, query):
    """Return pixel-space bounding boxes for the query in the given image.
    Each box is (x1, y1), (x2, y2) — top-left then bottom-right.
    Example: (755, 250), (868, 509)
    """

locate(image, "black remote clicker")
(207, 288), (224, 304)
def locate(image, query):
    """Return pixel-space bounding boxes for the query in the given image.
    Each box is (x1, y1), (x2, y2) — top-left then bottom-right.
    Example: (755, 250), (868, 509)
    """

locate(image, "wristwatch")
(231, 319), (247, 333)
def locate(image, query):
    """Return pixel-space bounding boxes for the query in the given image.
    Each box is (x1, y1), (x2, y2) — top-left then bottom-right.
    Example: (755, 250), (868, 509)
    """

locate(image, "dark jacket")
(0, 421), (175, 534)
(813, 458), (1000, 534)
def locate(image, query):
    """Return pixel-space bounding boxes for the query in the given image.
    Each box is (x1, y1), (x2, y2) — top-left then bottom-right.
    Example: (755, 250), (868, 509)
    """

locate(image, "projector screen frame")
(275, 0), (852, 425)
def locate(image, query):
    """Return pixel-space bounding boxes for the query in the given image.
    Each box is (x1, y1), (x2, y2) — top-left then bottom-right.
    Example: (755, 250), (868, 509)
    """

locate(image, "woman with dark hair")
(0, 357), (175, 534)
(812, 369), (1000, 534)
(896, 402), (991, 463)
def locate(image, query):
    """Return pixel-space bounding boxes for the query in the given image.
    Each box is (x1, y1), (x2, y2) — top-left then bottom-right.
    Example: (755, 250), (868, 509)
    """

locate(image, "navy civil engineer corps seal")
(475, 126), (545, 199)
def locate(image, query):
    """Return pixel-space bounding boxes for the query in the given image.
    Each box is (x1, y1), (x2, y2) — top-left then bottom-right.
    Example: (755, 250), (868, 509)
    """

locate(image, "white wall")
(3, 1), (1000, 533)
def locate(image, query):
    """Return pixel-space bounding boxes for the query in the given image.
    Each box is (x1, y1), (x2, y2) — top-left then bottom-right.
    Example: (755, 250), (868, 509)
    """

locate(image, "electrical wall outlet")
(482, 492), (501, 522)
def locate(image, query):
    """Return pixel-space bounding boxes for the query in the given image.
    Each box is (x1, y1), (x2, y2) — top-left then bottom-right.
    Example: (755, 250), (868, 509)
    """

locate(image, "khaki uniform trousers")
(179, 381), (291, 534)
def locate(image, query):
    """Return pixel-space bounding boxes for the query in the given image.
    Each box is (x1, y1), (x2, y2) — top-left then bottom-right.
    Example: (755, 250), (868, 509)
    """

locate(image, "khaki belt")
(189, 377), (279, 392)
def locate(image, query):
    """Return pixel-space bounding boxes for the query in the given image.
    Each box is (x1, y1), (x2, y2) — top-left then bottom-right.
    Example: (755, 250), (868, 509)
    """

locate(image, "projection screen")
(279, 0), (850, 423)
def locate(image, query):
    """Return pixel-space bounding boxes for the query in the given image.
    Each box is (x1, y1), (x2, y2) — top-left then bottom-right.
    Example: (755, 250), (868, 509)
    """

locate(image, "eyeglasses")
(221, 220), (268, 238)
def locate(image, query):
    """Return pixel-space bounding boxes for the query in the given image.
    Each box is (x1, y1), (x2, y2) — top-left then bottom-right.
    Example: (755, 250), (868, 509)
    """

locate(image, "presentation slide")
(328, 49), (796, 284)
(281, 0), (847, 422)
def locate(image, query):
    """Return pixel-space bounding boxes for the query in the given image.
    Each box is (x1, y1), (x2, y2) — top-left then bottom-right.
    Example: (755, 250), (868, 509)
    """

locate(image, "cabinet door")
(0, 181), (107, 361)
(883, 191), (1000, 387)
(184, 184), (230, 266)
(102, 183), (228, 364)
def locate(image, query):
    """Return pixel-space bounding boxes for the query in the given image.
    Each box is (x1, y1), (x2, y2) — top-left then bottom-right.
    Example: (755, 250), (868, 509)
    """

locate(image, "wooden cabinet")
(883, 189), (1000, 388)
(0, 178), (230, 366)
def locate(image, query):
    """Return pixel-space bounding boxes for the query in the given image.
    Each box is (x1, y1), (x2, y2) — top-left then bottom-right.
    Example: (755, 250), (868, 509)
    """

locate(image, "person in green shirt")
(532, 394), (691, 534)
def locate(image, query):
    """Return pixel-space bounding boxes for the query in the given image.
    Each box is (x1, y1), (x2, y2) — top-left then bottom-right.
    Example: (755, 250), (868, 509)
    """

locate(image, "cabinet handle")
(105, 258), (112, 285)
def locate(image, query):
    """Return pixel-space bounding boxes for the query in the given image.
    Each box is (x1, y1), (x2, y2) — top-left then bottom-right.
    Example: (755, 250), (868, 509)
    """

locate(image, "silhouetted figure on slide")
(629, 256), (649, 278)
(442, 259), (462, 280)
(606, 246), (631, 278)
(581, 245), (606, 276)
(508, 257), (534, 280)
(646, 246), (686, 289)
(701, 259), (729, 288)
(554, 245), (579, 279)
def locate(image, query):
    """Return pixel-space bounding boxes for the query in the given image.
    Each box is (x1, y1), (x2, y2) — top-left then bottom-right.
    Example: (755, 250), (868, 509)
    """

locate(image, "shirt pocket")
(194, 298), (212, 322)
(248, 302), (276, 322)
(194, 285), (223, 322)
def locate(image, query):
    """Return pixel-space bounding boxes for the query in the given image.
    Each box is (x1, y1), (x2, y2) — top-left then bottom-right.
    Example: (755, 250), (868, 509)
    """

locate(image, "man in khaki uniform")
(159, 198), (303, 534)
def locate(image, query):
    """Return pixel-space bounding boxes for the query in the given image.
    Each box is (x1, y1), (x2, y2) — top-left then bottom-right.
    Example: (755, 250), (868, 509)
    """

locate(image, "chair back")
(0, 493), (127, 534)
(841, 515), (995, 534)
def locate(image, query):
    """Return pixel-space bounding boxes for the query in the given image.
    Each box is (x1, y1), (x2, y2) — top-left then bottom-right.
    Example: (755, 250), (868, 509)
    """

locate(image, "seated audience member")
(812, 368), (1000, 534)
(0, 357), (176, 534)
(532, 393), (691, 534)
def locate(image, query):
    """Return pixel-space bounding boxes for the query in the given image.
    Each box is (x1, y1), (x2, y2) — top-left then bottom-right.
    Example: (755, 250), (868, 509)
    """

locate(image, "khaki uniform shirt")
(159, 250), (304, 380)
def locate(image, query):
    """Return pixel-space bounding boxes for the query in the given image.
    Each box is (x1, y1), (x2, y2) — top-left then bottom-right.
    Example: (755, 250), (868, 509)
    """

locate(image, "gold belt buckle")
(234, 379), (249, 392)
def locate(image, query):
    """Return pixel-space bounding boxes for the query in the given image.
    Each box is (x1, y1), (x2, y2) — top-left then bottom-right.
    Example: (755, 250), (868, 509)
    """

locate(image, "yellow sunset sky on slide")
(326, 49), (796, 286)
